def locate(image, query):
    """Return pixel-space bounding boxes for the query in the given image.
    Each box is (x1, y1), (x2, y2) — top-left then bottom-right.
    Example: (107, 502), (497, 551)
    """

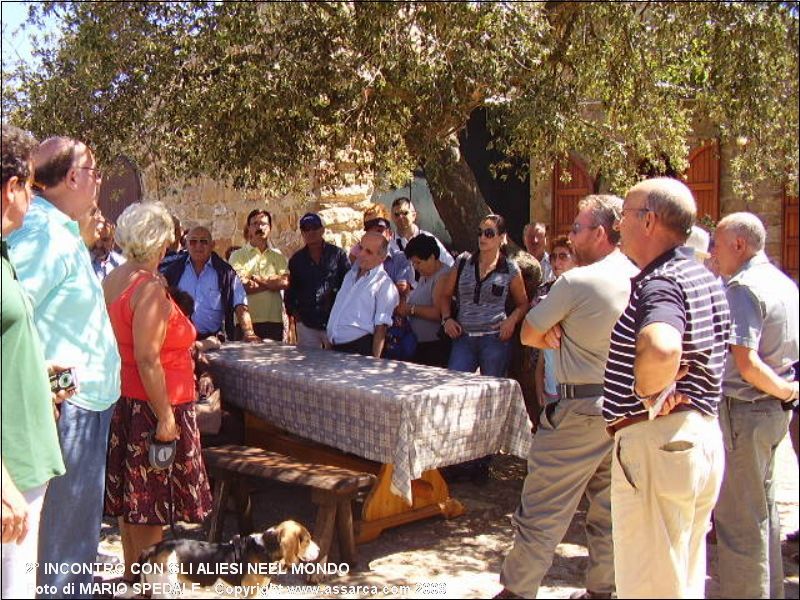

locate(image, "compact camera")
(49, 367), (78, 393)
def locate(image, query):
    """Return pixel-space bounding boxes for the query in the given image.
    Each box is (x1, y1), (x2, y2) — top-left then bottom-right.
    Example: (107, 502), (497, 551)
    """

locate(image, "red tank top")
(108, 273), (196, 405)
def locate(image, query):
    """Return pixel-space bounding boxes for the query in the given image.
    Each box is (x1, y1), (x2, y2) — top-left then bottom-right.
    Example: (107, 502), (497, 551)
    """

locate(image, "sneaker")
(569, 591), (613, 599)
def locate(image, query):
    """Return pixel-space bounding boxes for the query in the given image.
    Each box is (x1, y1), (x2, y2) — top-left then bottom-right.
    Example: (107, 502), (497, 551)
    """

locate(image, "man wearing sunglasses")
(389, 197), (454, 268)
(163, 226), (259, 343)
(498, 195), (637, 600)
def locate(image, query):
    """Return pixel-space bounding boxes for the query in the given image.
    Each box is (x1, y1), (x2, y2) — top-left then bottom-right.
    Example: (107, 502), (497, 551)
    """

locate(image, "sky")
(1, 0), (59, 69)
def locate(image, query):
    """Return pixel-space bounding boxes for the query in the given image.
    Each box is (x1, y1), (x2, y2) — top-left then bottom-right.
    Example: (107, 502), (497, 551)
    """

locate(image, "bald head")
(34, 137), (84, 189)
(628, 177), (696, 241)
(188, 225), (212, 240)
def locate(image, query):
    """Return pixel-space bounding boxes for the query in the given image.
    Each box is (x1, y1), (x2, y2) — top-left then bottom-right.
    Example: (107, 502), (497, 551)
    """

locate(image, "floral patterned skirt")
(105, 397), (212, 525)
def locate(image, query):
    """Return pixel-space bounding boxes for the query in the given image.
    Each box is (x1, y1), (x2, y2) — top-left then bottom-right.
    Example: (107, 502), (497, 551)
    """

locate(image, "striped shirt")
(455, 251), (520, 334)
(603, 246), (730, 422)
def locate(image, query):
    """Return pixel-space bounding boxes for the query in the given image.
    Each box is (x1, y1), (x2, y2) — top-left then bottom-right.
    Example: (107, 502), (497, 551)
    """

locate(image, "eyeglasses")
(75, 166), (102, 180)
(477, 228), (498, 238)
(393, 210), (410, 217)
(570, 221), (599, 234)
(552, 252), (572, 261)
(187, 238), (210, 245)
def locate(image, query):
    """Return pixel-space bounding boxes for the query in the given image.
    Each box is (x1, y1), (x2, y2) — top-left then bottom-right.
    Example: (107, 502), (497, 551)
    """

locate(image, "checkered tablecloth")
(205, 342), (532, 504)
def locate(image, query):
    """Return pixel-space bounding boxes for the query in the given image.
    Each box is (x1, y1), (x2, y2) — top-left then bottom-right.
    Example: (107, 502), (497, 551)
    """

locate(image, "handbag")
(195, 388), (222, 435)
(384, 318), (418, 361)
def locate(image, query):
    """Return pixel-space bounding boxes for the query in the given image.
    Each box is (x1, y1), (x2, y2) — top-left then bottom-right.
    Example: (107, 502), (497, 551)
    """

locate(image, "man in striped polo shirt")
(711, 213), (798, 599)
(497, 195), (637, 600)
(604, 177), (730, 598)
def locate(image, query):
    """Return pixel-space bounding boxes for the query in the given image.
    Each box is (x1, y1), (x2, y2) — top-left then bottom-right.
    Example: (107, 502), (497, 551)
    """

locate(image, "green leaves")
(4, 2), (797, 197)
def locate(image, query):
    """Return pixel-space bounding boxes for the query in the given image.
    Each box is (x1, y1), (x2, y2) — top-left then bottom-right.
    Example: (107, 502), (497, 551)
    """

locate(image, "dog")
(137, 520), (319, 598)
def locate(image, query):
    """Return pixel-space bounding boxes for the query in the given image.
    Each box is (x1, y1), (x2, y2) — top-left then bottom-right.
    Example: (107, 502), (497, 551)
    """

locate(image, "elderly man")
(389, 196), (454, 267)
(711, 212), (799, 599)
(163, 225), (259, 342)
(326, 232), (399, 357)
(524, 222), (554, 284)
(497, 195), (637, 600)
(285, 212), (350, 349)
(229, 209), (289, 341)
(604, 177), (730, 598)
(7, 136), (122, 598)
(90, 218), (125, 279)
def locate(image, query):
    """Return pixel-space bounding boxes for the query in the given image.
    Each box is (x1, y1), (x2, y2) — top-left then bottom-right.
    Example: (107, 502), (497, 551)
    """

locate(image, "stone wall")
(140, 168), (376, 258)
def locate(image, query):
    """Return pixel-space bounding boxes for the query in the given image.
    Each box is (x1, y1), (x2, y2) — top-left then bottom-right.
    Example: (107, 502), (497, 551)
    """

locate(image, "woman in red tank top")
(102, 202), (211, 583)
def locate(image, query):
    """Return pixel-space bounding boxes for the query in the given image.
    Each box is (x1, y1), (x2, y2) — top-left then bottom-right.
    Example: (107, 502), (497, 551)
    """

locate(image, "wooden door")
(552, 157), (595, 237)
(683, 141), (720, 222)
(783, 192), (799, 282)
(98, 155), (142, 225)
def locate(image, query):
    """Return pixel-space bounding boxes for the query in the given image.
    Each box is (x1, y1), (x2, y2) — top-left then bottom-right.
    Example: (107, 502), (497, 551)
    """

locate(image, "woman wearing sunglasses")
(437, 214), (529, 377)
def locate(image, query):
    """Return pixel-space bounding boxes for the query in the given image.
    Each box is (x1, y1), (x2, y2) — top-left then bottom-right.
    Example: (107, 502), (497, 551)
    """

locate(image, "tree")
(3, 2), (797, 249)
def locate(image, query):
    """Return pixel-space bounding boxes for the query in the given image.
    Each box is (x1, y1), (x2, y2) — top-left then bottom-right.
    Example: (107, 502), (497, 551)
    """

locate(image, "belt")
(559, 383), (605, 399)
(606, 404), (695, 437)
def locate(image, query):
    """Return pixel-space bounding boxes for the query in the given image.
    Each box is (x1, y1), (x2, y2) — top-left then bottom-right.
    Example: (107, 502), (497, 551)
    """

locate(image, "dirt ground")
(97, 435), (799, 599)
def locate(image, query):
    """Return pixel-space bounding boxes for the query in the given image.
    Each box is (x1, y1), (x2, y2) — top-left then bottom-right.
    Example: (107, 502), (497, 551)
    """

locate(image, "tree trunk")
(425, 145), (493, 253)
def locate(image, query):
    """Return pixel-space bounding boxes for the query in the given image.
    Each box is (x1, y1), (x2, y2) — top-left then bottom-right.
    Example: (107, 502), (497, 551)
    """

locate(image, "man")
(524, 222), (554, 284)
(90, 218), (125, 279)
(162, 225), (259, 342)
(326, 232), (399, 357)
(604, 177), (730, 598)
(229, 209), (289, 341)
(359, 204), (414, 295)
(159, 213), (186, 272)
(711, 212), (798, 599)
(389, 197), (454, 267)
(285, 212), (350, 349)
(7, 136), (122, 598)
(497, 195), (637, 600)
(1, 125), (67, 599)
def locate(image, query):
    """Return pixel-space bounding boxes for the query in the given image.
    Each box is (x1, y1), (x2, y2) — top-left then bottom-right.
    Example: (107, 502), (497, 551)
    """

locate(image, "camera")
(49, 367), (78, 393)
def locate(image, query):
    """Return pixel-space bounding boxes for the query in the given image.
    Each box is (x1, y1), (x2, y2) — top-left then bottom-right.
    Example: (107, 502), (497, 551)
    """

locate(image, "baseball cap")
(299, 212), (324, 230)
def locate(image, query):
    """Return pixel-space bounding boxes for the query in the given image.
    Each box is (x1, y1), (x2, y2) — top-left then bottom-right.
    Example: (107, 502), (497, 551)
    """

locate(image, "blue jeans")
(37, 402), (115, 598)
(448, 333), (511, 377)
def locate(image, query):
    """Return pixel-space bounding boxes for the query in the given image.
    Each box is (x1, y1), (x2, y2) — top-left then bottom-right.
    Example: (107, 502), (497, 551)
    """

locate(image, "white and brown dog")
(137, 520), (319, 598)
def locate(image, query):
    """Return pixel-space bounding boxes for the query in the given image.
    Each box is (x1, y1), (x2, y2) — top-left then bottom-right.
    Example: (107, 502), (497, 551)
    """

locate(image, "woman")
(534, 236), (577, 410)
(396, 233), (450, 367)
(438, 214), (528, 377)
(103, 202), (211, 583)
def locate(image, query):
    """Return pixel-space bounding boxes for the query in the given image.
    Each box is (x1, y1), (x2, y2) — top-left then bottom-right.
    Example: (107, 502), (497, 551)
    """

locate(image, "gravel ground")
(96, 435), (799, 599)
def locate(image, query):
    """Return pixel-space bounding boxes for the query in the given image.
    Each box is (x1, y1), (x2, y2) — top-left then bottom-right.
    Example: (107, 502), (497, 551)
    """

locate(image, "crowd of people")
(2, 123), (798, 600)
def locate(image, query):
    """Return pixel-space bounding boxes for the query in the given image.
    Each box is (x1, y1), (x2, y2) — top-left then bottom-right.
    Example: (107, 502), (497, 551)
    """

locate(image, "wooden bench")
(203, 445), (375, 567)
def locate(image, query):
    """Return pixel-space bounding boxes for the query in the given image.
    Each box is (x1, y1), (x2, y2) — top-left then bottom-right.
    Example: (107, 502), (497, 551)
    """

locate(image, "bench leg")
(309, 490), (338, 584)
(233, 478), (253, 535)
(208, 476), (228, 543)
(335, 497), (358, 567)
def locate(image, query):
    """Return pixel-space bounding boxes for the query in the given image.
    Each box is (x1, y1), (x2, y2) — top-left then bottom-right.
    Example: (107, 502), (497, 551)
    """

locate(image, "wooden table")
(205, 342), (532, 542)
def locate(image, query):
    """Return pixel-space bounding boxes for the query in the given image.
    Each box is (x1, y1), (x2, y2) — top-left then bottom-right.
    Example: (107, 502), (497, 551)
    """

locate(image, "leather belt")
(606, 404), (695, 437)
(559, 383), (605, 399)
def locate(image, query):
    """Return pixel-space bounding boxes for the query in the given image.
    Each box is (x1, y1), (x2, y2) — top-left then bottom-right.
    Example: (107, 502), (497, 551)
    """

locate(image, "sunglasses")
(393, 210), (410, 217)
(187, 239), (210, 245)
(553, 251), (572, 261)
(299, 225), (321, 232)
(477, 228), (498, 238)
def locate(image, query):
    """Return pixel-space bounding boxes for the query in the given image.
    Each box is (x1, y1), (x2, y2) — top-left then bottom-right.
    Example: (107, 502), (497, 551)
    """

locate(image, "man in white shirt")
(326, 232), (399, 357)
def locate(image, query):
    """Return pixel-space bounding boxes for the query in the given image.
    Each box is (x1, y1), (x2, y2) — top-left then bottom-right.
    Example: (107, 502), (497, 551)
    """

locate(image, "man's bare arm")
(633, 322), (683, 396)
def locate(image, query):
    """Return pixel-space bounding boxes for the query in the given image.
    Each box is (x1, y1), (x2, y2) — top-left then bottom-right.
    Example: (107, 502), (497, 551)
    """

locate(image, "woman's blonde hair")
(115, 202), (175, 263)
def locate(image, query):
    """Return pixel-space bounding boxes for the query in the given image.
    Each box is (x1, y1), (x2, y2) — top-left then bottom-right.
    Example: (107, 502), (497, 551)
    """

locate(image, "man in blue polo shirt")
(7, 136), (122, 598)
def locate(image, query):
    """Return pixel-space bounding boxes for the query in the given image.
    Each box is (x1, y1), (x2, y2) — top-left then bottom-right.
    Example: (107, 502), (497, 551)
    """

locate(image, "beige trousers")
(611, 410), (724, 599)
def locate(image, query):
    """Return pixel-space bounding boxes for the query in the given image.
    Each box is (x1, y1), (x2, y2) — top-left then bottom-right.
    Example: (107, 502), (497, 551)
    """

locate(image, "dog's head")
(245, 520), (320, 565)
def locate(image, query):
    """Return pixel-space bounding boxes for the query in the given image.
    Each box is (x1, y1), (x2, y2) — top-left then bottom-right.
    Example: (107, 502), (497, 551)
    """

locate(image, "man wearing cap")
(389, 196), (454, 268)
(229, 209), (289, 341)
(285, 212), (350, 349)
